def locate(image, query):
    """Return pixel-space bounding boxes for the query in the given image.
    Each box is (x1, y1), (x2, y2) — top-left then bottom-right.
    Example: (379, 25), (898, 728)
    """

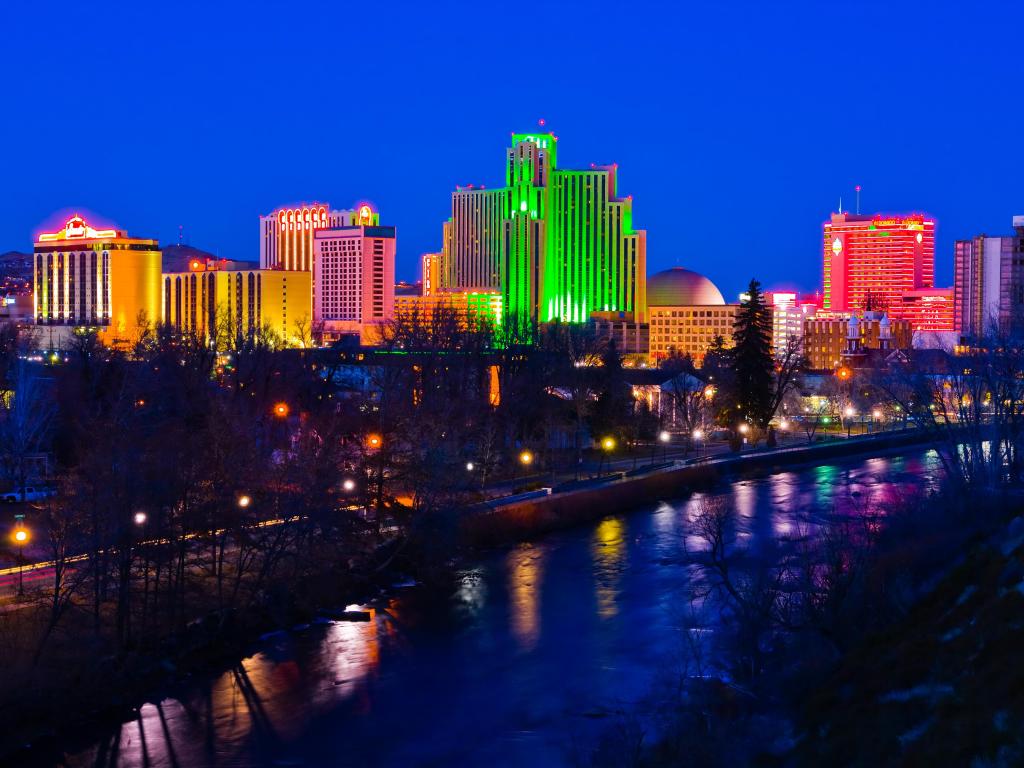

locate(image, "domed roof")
(647, 267), (725, 307)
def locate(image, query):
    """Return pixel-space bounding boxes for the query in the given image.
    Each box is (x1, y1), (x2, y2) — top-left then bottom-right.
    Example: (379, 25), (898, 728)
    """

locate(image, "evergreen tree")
(731, 278), (774, 429)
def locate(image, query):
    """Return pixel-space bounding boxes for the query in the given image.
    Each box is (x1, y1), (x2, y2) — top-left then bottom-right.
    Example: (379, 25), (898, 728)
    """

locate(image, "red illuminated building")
(823, 213), (935, 314)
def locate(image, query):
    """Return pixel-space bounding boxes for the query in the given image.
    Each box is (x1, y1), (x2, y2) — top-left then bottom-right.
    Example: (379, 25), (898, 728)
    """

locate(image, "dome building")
(647, 267), (738, 364)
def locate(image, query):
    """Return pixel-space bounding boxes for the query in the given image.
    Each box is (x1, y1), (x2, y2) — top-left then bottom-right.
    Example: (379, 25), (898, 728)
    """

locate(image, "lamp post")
(598, 437), (615, 477)
(738, 422), (750, 448)
(844, 405), (856, 438)
(658, 430), (671, 462)
(12, 519), (29, 597)
(871, 409), (882, 434)
(692, 428), (704, 457)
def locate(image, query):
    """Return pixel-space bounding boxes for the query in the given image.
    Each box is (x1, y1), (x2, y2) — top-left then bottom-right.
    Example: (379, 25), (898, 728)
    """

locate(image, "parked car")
(1, 486), (56, 503)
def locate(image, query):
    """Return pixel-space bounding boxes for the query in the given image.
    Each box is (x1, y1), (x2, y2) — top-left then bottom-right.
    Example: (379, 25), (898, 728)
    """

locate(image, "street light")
(366, 433), (383, 450)
(466, 462), (475, 472)
(519, 450), (533, 466)
(601, 437), (616, 451)
(844, 405), (856, 437)
(12, 524), (29, 597)
(237, 494), (252, 509)
(133, 511), (148, 526)
(273, 402), (289, 418)
(342, 478), (356, 492)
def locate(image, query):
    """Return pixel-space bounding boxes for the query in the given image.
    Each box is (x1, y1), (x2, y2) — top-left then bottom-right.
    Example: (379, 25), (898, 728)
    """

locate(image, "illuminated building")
(823, 213), (935, 313)
(442, 188), (502, 290)
(953, 216), (1024, 338)
(590, 312), (649, 357)
(766, 291), (818, 357)
(803, 312), (912, 371)
(313, 216), (396, 343)
(260, 203), (377, 271)
(395, 289), (503, 328)
(439, 132), (647, 325)
(162, 259), (312, 346)
(422, 252), (442, 297)
(33, 214), (162, 347)
(888, 287), (954, 333)
(647, 267), (736, 364)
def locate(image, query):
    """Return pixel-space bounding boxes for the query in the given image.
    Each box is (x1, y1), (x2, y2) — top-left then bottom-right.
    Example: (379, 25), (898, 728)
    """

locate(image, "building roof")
(647, 267), (725, 307)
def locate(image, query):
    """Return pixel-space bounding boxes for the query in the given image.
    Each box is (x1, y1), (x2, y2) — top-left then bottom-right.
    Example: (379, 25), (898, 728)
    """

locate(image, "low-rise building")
(647, 267), (737, 364)
(803, 311), (912, 371)
(162, 259), (312, 346)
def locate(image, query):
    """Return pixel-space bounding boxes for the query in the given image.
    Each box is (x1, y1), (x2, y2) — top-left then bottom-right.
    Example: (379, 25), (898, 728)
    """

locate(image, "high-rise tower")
(440, 132), (646, 326)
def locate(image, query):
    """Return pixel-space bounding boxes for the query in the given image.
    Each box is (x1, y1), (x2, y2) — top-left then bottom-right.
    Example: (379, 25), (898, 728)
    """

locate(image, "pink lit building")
(313, 217), (396, 343)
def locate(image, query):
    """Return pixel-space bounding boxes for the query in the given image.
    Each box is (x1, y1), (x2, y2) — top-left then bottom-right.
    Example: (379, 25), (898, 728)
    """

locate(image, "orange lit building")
(260, 203), (377, 272)
(823, 213), (935, 313)
(804, 312), (912, 371)
(162, 258), (312, 346)
(33, 214), (162, 347)
(647, 267), (737, 364)
(394, 288), (503, 329)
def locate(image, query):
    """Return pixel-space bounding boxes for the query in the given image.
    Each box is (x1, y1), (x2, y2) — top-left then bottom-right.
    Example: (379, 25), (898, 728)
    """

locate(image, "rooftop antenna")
(538, 118), (546, 128)
(855, 185), (861, 215)
(178, 224), (184, 245)
(838, 196), (843, 214)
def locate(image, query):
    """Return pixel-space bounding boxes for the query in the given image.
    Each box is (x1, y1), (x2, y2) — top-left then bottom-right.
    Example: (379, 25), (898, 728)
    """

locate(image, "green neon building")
(441, 132), (647, 326)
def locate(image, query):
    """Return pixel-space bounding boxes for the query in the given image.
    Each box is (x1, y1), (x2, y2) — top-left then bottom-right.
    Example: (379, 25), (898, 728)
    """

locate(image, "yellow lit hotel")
(161, 258), (312, 346)
(33, 214), (162, 348)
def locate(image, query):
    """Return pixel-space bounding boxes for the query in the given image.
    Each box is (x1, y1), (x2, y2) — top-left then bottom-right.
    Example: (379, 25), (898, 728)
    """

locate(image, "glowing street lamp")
(658, 430), (671, 443)
(601, 437), (616, 451)
(366, 433), (383, 450)
(738, 423), (750, 435)
(273, 402), (290, 418)
(519, 450), (533, 466)
(342, 478), (356, 493)
(12, 524), (29, 597)
(692, 428), (704, 441)
(466, 462), (475, 472)
(703, 385), (716, 400)
(133, 511), (148, 526)
(237, 494), (252, 509)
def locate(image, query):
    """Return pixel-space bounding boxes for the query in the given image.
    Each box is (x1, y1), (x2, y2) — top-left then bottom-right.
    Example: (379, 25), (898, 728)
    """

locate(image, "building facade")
(162, 261), (312, 346)
(33, 214), (162, 347)
(888, 287), (954, 333)
(395, 289), (503, 329)
(313, 224), (396, 343)
(823, 213), (935, 313)
(803, 312), (912, 371)
(646, 267), (736, 364)
(260, 203), (377, 271)
(766, 291), (819, 357)
(442, 189), (502, 290)
(953, 217), (1024, 338)
(439, 132), (647, 325)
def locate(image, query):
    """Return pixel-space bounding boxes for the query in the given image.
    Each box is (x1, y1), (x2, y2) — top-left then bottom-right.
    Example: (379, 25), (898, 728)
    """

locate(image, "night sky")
(2, 0), (1022, 298)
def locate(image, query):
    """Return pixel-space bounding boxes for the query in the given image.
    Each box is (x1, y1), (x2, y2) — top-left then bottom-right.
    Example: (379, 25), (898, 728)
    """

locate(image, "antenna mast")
(855, 185), (861, 215)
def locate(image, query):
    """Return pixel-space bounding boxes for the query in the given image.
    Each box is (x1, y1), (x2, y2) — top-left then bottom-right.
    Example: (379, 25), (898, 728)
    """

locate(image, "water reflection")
(592, 517), (626, 619)
(67, 450), (940, 768)
(507, 544), (544, 651)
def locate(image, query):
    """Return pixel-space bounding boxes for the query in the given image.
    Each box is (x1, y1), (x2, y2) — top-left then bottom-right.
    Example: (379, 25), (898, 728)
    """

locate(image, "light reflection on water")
(67, 449), (943, 768)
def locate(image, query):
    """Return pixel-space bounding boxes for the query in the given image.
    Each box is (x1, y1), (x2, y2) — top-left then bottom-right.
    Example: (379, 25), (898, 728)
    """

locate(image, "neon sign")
(38, 214), (117, 242)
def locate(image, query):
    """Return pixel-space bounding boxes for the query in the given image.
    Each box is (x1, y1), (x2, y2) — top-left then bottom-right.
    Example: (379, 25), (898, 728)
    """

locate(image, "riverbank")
(4, 548), (418, 766)
(462, 428), (939, 547)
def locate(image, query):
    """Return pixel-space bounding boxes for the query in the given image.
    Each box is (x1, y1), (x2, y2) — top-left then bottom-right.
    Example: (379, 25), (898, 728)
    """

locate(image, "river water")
(66, 449), (942, 768)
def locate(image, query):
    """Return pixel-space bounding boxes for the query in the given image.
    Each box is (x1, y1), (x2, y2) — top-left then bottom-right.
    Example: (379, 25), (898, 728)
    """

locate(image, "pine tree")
(731, 278), (774, 429)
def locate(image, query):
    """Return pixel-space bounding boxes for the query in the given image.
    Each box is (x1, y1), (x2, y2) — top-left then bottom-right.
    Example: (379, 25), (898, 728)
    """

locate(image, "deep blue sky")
(2, 1), (1022, 298)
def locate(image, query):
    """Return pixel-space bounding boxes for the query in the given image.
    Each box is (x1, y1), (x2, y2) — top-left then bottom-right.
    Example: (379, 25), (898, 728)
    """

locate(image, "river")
(65, 449), (942, 768)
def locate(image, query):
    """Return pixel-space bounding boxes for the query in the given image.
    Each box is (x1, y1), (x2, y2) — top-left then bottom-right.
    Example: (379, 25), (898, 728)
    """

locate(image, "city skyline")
(4, 2), (1024, 299)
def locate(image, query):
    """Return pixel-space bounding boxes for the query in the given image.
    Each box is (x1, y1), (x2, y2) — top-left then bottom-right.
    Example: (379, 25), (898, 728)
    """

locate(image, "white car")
(1, 486), (56, 503)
